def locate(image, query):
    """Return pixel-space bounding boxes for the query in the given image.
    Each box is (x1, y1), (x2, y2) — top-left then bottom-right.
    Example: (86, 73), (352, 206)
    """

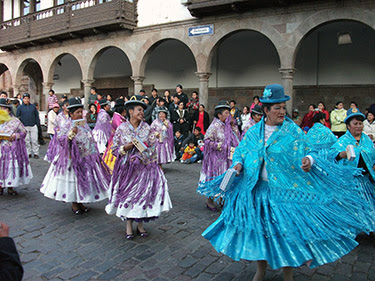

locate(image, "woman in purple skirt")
(40, 98), (110, 214)
(45, 100), (70, 163)
(198, 102), (240, 211)
(151, 108), (175, 168)
(0, 98), (32, 195)
(106, 96), (172, 240)
(92, 99), (112, 154)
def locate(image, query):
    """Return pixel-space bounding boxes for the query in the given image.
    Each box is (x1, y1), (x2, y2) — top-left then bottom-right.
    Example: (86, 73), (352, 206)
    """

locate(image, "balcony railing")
(0, 0), (136, 51)
(187, 0), (319, 17)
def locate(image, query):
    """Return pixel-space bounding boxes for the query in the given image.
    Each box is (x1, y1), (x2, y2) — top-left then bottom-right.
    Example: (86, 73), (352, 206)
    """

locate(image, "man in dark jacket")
(175, 84), (188, 107)
(16, 93), (40, 158)
(143, 97), (153, 125)
(181, 127), (204, 163)
(229, 100), (242, 132)
(169, 94), (180, 114)
(149, 88), (159, 109)
(0, 222), (23, 281)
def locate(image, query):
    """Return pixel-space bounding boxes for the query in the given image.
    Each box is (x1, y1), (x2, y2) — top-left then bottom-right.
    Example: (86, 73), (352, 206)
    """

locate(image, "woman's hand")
(372, 165), (375, 173)
(233, 163), (242, 174)
(123, 143), (135, 151)
(0, 222), (9, 237)
(301, 157), (311, 172)
(339, 151), (347, 159)
(72, 127), (78, 134)
(9, 134), (16, 141)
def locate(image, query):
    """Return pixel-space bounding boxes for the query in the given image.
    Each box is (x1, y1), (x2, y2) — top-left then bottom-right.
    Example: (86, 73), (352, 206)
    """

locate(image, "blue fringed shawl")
(329, 131), (375, 179)
(198, 117), (362, 199)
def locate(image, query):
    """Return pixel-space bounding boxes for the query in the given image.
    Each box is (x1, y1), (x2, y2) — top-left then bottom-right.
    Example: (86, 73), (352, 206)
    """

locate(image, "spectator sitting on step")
(181, 127), (204, 163)
(180, 142), (196, 163)
(174, 130), (185, 161)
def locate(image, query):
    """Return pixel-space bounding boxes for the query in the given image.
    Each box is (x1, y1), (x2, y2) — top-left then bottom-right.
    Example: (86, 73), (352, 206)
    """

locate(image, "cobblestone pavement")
(1, 143), (375, 281)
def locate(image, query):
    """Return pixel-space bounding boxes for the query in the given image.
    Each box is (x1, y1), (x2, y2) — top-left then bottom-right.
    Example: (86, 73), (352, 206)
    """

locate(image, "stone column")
(29, 0), (36, 13)
(279, 68), (296, 115)
(42, 82), (54, 111)
(11, 84), (20, 98)
(0, 0), (3, 23)
(130, 76), (145, 96)
(81, 79), (95, 109)
(195, 72), (211, 109)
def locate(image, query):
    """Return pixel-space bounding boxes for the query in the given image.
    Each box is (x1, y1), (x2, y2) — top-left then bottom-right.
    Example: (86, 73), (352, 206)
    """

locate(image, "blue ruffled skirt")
(356, 174), (375, 230)
(202, 180), (361, 269)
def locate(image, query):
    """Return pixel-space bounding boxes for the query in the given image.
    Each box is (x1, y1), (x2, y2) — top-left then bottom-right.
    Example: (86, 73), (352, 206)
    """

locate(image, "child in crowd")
(180, 142), (196, 163)
(174, 130), (185, 160)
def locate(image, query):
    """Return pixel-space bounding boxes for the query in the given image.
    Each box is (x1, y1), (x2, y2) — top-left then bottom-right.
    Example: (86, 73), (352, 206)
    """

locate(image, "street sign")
(188, 24), (214, 37)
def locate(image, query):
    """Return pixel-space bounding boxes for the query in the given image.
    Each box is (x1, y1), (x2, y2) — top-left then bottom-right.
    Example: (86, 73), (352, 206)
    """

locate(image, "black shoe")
(136, 228), (149, 238)
(72, 208), (81, 215)
(34, 155), (39, 159)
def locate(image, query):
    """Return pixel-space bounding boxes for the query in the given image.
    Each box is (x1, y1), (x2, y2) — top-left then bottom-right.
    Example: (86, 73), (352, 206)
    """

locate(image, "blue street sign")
(188, 24), (214, 37)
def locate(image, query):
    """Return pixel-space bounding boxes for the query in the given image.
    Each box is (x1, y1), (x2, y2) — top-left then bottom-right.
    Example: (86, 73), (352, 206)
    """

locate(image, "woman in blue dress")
(329, 110), (375, 232)
(306, 112), (337, 153)
(198, 84), (370, 281)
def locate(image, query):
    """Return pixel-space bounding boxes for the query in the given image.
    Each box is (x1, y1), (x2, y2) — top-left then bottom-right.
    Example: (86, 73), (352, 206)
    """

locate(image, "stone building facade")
(0, 0), (374, 116)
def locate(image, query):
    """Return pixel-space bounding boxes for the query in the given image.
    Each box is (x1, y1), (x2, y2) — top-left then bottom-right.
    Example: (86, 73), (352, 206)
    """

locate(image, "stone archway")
(140, 38), (198, 96)
(88, 46), (133, 100)
(205, 29), (281, 113)
(294, 20), (375, 114)
(16, 59), (44, 107)
(0, 63), (12, 95)
(48, 53), (83, 99)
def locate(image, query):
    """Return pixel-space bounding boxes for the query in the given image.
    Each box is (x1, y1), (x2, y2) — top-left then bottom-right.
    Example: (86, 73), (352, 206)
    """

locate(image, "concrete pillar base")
(130, 76), (145, 96)
(42, 82), (54, 111)
(11, 84), (21, 99)
(81, 79), (95, 109)
(195, 72), (211, 111)
(279, 68), (296, 115)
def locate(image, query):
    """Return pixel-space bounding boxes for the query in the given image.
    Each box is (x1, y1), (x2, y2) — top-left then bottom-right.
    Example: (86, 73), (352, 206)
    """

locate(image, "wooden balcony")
(0, 0), (136, 51)
(187, 0), (320, 17)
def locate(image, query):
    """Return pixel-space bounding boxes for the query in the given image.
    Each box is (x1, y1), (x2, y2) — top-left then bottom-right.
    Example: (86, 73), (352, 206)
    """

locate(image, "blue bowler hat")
(344, 109), (365, 124)
(259, 84), (290, 104)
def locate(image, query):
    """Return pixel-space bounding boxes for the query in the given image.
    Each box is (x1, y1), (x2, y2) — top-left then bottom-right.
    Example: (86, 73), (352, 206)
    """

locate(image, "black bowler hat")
(99, 99), (110, 106)
(125, 95), (147, 110)
(215, 101), (230, 110)
(67, 97), (83, 109)
(114, 98), (125, 108)
(0, 98), (11, 109)
(158, 108), (169, 114)
(252, 105), (264, 115)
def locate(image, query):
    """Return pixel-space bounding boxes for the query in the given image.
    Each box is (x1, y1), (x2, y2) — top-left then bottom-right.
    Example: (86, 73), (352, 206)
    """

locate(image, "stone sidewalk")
(1, 143), (375, 281)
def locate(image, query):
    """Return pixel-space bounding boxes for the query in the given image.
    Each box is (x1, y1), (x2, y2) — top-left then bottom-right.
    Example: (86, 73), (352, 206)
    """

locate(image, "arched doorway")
(50, 54), (83, 99)
(0, 64), (12, 95)
(143, 39), (197, 97)
(208, 30), (281, 111)
(91, 47), (132, 100)
(294, 20), (375, 114)
(16, 59), (44, 107)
